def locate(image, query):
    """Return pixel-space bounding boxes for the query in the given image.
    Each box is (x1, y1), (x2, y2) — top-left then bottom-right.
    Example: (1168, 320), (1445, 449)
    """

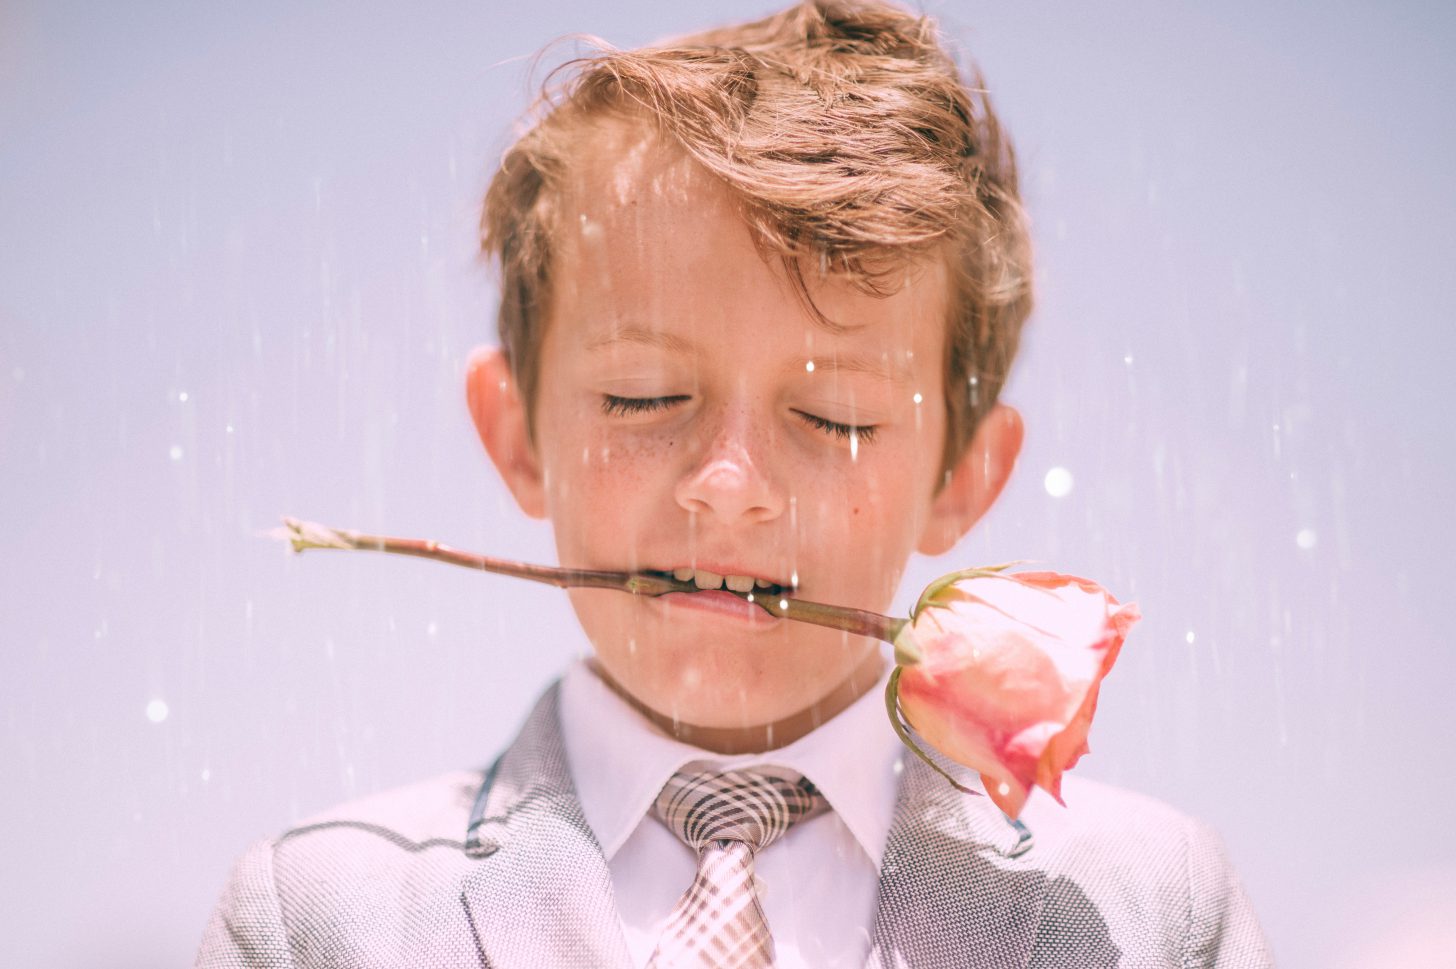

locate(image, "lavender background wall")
(3, 1), (1452, 966)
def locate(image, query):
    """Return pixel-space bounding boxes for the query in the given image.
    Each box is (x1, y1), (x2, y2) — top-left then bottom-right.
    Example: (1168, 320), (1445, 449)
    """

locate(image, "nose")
(674, 407), (785, 525)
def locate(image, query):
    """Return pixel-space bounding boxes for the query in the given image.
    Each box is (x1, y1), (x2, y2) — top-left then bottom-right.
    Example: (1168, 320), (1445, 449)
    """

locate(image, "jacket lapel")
(459, 684), (633, 969)
(866, 757), (1045, 969)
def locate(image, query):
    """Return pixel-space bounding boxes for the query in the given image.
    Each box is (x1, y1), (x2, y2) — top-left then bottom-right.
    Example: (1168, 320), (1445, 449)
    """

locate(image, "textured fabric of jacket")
(196, 682), (1274, 968)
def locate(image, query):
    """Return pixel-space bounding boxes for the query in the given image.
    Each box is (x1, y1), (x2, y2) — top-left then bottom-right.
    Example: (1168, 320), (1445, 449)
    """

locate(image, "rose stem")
(279, 516), (909, 649)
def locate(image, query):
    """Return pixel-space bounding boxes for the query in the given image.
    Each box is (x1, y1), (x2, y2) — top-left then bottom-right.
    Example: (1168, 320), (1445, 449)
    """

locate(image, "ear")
(916, 404), (1023, 556)
(465, 345), (547, 520)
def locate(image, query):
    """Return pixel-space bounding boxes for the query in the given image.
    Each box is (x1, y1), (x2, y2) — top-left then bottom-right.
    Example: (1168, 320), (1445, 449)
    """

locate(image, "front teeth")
(668, 568), (774, 593)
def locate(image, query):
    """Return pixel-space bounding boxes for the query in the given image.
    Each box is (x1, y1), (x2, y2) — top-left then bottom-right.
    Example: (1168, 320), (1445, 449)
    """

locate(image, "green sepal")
(909, 561), (1025, 619)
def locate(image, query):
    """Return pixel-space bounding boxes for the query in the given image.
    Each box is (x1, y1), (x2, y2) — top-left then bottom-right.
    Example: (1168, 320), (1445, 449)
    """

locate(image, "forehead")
(549, 117), (949, 365)
(553, 118), (745, 287)
(558, 117), (704, 222)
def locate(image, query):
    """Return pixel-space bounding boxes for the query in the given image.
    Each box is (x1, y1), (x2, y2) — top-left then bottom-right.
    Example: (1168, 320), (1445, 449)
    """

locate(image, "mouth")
(640, 566), (797, 600)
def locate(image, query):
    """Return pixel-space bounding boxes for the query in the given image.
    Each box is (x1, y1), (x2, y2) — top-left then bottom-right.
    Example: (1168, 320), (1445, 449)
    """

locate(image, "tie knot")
(653, 766), (827, 854)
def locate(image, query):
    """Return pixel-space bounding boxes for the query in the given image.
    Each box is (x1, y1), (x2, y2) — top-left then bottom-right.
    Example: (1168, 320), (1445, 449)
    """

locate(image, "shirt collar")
(558, 657), (903, 866)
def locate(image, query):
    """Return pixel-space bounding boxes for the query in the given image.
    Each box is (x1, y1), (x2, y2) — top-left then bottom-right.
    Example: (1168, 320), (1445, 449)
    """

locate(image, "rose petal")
(895, 571), (1138, 818)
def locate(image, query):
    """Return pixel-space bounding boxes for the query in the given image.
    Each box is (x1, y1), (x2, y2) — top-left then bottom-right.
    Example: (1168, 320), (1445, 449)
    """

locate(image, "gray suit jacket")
(197, 683), (1274, 967)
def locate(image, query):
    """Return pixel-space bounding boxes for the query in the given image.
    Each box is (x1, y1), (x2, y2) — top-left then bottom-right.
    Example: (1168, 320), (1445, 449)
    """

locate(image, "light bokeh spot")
(1044, 466), (1074, 498)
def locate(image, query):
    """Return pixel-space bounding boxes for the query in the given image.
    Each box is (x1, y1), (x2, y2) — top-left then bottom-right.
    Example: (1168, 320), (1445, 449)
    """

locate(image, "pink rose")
(889, 568), (1140, 819)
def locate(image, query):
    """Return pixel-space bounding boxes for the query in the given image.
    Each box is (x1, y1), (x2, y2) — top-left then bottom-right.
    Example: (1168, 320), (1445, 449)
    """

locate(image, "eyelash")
(601, 394), (689, 417)
(600, 395), (878, 444)
(796, 410), (878, 444)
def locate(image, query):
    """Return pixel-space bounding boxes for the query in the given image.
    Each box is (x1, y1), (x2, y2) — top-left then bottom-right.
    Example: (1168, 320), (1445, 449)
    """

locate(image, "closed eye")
(601, 395), (878, 444)
(601, 394), (689, 417)
(793, 410), (878, 444)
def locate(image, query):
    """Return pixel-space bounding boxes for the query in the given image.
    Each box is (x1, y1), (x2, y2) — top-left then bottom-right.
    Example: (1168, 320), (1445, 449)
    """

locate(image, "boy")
(199, 1), (1273, 965)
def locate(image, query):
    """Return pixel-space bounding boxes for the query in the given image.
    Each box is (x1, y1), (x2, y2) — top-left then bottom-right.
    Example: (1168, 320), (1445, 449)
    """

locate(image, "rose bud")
(888, 568), (1140, 819)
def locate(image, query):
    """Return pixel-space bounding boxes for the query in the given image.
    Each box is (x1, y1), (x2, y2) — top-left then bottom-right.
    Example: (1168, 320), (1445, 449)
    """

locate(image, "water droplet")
(1296, 528), (1317, 550)
(1043, 466), (1074, 498)
(177, 390), (189, 403)
(168, 445), (184, 462)
(1185, 630), (1196, 644)
(912, 392), (923, 404)
(1123, 355), (1134, 366)
(805, 360), (815, 373)
(146, 699), (169, 723)
(426, 621), (438, 637)
(997, 781), (1010, 796)
(779, 599), (788, 610)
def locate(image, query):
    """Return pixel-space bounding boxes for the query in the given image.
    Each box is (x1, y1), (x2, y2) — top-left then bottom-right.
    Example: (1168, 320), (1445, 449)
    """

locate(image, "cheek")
(544, 426), (678, 543)
(578, 428), (679, 494)
(795, 459), (915, 550)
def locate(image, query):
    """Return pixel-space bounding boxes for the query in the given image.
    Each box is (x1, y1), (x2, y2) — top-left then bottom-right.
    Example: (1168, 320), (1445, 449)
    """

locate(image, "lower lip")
(650, 589), (783, 629)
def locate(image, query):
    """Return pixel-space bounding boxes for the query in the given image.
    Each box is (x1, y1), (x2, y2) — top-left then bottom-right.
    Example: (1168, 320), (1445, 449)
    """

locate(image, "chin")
(611, 654), (783, 724)
(600, 636), (865, 731)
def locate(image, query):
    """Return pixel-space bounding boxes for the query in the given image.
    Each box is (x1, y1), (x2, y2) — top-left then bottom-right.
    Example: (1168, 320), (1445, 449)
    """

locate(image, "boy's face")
(471, 123), (1017, 738)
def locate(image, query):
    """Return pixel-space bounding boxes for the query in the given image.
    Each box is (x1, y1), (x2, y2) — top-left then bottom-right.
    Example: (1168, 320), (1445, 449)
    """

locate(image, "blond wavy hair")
(481, 0), (1032, 477)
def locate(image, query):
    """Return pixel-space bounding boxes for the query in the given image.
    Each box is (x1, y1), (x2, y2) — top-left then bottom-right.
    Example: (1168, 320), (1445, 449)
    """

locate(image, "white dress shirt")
(558, 658), (905, 969)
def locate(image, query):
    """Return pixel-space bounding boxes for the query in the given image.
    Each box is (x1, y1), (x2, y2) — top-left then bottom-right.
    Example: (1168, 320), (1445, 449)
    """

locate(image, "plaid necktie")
(648, 766), (827, 969)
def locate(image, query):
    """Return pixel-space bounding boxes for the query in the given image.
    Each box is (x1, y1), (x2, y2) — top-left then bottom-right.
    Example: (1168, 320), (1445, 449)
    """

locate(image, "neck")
(591, 649), (886, 754)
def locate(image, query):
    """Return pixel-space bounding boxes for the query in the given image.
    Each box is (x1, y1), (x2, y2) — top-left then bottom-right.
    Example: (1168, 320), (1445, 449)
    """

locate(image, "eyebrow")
(794, 353), (913, 385)
(586, 324), (912, 385)
(585, 326), (696, 355)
